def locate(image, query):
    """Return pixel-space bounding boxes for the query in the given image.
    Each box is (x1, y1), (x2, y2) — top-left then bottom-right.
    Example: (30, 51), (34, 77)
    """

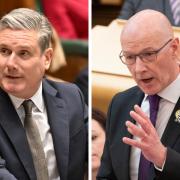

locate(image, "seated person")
(118, 0), (180, 26)
(92, 108), (106, 180)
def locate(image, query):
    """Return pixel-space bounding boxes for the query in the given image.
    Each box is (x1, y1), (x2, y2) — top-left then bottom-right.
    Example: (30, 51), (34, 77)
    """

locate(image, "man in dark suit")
(118, 0), (180, 27)
(97, 10), (180, 180)
(0, 8), (87, 180)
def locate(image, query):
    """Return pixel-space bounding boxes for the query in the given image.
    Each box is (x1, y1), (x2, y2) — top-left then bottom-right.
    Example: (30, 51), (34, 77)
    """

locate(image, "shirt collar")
(9, 82), (44, 112)
(158, 74), (180, 103)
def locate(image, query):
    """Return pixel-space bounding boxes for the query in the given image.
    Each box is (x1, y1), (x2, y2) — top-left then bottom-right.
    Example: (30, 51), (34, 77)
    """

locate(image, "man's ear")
(171, 38), (179, 54)
(44, 48), (53, 70)
(174, 38), (180, 63)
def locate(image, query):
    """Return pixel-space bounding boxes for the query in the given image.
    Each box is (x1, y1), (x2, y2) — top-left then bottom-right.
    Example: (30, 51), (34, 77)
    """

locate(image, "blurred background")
(92, 0), (123, 27)
(92, 0), (135, 114)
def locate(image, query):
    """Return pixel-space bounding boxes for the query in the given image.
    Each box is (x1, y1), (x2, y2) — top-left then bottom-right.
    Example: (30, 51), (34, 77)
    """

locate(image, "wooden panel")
(100, 0), (123, 5)
(0, 0), (35, 17)
(92, 20), (130, 76)
(92, 71), (136, 113)
(47, 55), (88, 82)
(92, 19), (135, 112)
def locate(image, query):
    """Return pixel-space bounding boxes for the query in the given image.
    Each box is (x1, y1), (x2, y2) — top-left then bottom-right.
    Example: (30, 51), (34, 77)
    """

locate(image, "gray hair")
(0, 8), (52, 52)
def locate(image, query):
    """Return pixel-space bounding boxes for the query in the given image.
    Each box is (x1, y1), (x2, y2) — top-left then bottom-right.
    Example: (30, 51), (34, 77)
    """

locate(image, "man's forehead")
(121, 10), (173, 41)
(121, 28), (158, 46)
(0, 29), (39, 50)
(122, 19), (160, 39)
(0, 29), (38, 41)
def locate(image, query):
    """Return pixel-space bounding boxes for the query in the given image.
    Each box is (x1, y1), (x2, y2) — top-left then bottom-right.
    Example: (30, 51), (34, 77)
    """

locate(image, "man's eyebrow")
(0, 44), (33, 50)
(123, 47), (157, 54)
(16, 45), (33, 50)
(0, 44), (8, 47)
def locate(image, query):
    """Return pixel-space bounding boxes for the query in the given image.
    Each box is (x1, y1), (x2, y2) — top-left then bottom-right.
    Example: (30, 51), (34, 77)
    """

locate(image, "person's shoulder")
(107, 86), (144, 117)
(44, 78), (80, 94)
(115, 85), (141, 97)
(43, 78), (85, 105)
(111, 86), (142, 103)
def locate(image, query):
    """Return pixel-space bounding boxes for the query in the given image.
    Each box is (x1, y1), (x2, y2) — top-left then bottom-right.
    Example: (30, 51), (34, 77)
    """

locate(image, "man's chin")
(2, 85), (24, 96)
(139, 86), (159, 95)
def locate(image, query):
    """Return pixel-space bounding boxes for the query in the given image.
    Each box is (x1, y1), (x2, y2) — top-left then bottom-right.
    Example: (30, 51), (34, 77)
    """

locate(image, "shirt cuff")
(154, 149), (167, 172)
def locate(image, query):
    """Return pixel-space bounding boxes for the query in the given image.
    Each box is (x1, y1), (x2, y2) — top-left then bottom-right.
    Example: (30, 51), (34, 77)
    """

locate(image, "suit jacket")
(75, 67), (88, 105)
(118, 0), (180, 27)
(0, 78), (88, 180)
(97, 86), (180, 180)
(0, 158), (17, 180)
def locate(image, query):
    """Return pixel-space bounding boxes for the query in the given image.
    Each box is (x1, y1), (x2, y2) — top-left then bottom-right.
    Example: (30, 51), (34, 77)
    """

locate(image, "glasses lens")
(120, 55), (127, 64)
(123, 54), (135, 65)
(141, 52), (156, 63)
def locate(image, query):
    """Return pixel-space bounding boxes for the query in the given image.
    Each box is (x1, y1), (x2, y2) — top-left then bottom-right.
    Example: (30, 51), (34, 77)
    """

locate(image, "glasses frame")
(119, 38), (173, 65)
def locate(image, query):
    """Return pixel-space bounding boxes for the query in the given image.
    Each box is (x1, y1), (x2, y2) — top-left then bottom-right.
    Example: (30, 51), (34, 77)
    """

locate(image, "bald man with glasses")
(97, 10), (180, 180)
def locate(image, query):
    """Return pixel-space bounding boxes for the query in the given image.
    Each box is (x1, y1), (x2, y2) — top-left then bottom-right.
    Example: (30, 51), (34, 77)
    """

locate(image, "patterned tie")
(170, 0), (180, 25)
(138, 95), (161, 180)
(23, 100), (49, 180)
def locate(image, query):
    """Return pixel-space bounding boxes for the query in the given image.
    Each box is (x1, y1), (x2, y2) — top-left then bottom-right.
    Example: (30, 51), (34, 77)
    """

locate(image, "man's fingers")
(126, 121), (146, 139)
(122, 137), (142, 149)
(134, 105), (150, 121)
(130, 110), (152, 134)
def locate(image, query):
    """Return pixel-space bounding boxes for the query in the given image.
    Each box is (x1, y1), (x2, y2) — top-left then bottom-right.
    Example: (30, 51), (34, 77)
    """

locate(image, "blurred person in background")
(92, 108), (106, 180)
(118, 0), (180, 27)
(42, 0), (88, 39)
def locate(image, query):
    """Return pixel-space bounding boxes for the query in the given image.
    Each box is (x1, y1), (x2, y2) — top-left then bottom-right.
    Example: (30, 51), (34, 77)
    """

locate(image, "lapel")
(42, 80), (69, 180)
(0, 89), (36, 180)
(114, 87), (144, 180)
(161, 96), (180, 147)
(148, 97), (180, 180)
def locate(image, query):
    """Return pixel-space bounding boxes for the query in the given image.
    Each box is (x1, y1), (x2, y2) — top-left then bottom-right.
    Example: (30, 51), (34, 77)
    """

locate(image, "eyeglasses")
(119, 39), (173, 65)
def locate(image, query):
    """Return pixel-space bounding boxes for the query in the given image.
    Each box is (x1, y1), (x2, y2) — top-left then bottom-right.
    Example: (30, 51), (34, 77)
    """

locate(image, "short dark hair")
(92, 108), (106, 131)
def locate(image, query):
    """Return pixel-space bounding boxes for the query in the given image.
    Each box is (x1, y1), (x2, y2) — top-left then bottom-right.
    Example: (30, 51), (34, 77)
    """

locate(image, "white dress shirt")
(9, 82), (60, 180)
(130, 74), (180, 180)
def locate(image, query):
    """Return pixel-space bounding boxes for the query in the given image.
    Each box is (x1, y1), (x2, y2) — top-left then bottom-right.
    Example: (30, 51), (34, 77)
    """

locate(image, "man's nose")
(6, 53), (18, 71)
(6, 53), (16, 66)
(135, 56), (147, 72)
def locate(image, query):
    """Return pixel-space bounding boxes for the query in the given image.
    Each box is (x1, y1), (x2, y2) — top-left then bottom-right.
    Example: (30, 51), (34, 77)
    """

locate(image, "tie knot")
(148, 94), (161, 111)
(22, 100), (33, 115)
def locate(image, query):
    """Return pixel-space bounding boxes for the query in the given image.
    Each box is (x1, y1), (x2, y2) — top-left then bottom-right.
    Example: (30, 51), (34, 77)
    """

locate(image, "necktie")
(170, 0), (180, 25)
(138, 95), (161, 180)
(23, 100), (49, 180)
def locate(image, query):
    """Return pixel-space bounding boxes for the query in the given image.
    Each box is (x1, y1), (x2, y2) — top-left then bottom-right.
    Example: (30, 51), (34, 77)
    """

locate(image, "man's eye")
(142, 52), (155, 57)
(0, 48), (11, 56)
(19, 50), (31, 58)
(126, 55), (135, 60)
(92, 135), (97, 140)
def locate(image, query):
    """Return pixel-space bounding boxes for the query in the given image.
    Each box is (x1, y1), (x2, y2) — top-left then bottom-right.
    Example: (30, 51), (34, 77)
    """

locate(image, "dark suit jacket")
(0, 158), (17, 180)
(75, 67), (88, 105)
(0, 78), (88, 180)
(118, 0), (180, 27)
(97, 86), (180, 180)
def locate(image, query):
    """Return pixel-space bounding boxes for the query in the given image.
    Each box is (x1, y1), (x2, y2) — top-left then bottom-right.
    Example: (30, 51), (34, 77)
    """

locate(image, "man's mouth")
(141, 77), (154, 84)
(6, 75), (21, 79)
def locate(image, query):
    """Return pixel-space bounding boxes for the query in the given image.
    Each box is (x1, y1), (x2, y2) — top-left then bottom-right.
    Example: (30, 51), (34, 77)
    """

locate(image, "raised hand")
(122, 105), (167, 168)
